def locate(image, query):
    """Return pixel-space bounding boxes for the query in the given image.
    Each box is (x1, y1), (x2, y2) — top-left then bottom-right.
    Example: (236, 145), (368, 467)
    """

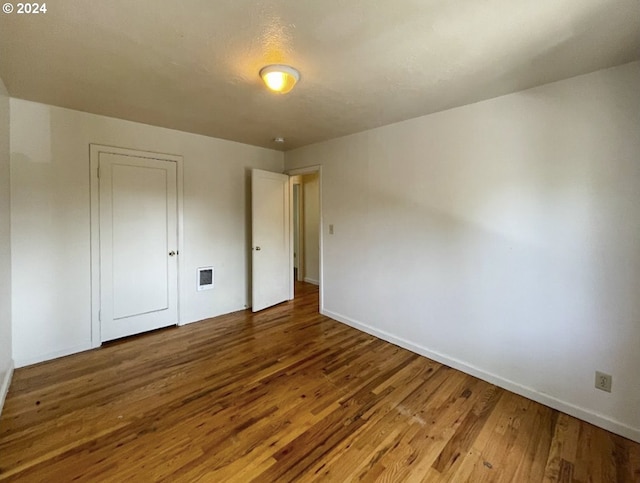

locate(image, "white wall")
(285, 61), (640, 442)
(10, 100), (283, 367)
(302, 173), (320, 284)
(0, 77), (12, 412)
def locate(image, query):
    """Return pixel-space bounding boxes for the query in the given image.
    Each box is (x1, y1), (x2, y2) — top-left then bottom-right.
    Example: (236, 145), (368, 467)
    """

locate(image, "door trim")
(90, 144), (184, 349)
(286, 165), (323, 311)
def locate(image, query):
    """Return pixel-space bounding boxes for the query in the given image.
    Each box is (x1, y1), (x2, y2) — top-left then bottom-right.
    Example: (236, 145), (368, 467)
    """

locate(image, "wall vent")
(197, 267), (214, 291)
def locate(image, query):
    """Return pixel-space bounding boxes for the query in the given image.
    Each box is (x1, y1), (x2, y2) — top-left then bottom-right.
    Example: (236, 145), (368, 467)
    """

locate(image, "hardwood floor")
(1, 282), (638, 482)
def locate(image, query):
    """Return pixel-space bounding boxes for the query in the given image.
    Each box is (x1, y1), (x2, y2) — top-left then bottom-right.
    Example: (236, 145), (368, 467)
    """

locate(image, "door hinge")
(98, 309), (101, 321)
(97, 166), (100, 179)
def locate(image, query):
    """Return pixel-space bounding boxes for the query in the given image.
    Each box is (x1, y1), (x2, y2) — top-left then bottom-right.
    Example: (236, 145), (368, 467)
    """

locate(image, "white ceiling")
(1, 0), (638, 150)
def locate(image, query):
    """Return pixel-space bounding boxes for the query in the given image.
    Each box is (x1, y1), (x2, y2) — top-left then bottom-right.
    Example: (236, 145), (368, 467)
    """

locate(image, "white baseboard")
(0, 359), (14, 417)
(321, 308), (640, 444)
(179, 303), (249, 326)
(303, 277), (319, 286)
(14, 342), (93, 368)
(179, 318), (203, 326)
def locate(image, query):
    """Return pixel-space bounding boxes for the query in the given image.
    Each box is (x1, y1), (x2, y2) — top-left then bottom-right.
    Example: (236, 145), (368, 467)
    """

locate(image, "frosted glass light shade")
(260, 65), (300, 94)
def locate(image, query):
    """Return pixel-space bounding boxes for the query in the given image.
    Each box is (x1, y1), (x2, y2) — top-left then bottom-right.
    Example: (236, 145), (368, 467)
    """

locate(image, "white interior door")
(252, 169), (290, 312)
(99, 153), (178, 341)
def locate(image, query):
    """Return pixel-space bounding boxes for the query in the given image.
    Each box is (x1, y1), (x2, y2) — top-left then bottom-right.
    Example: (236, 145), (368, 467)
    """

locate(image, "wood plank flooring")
(1, 282), (638, 482)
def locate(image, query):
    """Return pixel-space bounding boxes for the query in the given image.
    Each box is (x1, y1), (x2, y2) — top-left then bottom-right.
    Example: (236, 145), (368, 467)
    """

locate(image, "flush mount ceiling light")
(259, 64), (300, 94)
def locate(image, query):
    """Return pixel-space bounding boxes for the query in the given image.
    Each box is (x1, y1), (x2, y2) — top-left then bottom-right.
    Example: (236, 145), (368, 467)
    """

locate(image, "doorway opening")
(288, 167), (322, 307)
(249, 166), (322, 313)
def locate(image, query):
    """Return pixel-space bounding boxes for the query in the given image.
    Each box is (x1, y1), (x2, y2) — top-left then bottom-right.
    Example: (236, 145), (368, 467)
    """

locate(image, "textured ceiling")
(1, 0), (638, 150)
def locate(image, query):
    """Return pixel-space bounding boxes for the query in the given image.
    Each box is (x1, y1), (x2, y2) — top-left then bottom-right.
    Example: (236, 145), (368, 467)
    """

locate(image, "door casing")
(90, 144), (184, 348)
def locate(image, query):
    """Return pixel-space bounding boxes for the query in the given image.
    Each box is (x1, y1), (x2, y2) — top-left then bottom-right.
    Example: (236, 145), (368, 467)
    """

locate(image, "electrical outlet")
(595, 371), (612, 393)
